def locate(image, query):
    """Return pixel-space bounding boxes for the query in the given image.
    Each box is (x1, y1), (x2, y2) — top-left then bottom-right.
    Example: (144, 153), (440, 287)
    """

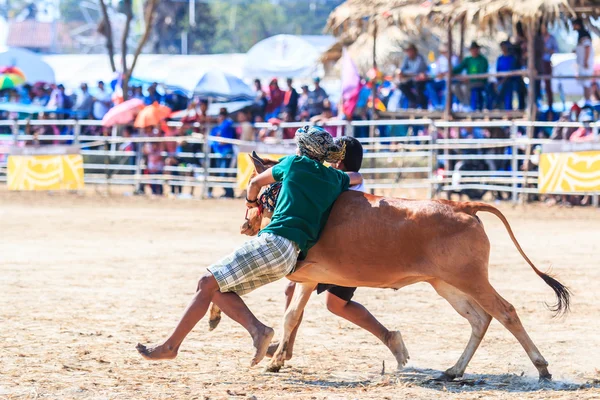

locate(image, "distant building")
(7, 20), (74, 54)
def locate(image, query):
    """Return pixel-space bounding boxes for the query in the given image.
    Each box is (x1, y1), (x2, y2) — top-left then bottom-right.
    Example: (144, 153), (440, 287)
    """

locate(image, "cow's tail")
(465, 202), (571, 317)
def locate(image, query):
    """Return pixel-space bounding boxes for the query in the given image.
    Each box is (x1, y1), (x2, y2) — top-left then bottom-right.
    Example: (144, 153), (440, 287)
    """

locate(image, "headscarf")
(573, 18), (591, 42)
(295, 125), (346, 163)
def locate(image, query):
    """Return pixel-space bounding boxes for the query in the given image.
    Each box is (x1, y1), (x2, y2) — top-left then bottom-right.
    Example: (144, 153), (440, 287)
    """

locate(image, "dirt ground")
(1, 190), (600, 400)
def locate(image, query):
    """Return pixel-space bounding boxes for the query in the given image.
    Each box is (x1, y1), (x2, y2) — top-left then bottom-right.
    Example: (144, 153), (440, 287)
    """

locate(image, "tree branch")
(120, 0), (134, 100)
(125, 0), (159, 84)
(98, 0), (116, 72)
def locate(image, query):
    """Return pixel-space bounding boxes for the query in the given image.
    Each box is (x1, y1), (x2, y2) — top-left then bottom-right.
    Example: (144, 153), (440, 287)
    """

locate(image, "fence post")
(134, 142), (143, 194)
(104, 140), (111, 194)
(203, 129), (211, 199)
(73, 120), (81, 145)
(427, 122), (436, 199)
(111, 125), (118, 154)
(12, 119), (18, 145)
(346, 121), (354, 138)
(510, 122), (519, 204)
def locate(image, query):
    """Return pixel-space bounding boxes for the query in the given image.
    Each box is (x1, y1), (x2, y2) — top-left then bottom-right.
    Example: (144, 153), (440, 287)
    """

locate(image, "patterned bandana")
(295, 125), (346, 163)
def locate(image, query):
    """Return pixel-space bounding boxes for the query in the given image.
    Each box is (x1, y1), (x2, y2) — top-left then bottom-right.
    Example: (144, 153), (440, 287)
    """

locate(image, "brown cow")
(213, 153), (570, 381)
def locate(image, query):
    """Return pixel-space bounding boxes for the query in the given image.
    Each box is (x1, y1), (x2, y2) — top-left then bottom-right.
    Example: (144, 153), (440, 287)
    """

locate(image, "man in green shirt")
(453, 41), (489, 110)
(136, 126), (362, 367)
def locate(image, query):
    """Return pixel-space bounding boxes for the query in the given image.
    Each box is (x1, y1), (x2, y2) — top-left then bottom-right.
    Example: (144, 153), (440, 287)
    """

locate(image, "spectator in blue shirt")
(208, 108), (235, 198)
(144, 82), (163, 105)
(496, 41), (518, 110)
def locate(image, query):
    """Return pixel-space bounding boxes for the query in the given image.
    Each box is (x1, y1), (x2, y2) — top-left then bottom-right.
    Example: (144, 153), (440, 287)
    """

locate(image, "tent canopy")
(42, 53), (247, 92)
(0, 47), (55, 83)
(243, 34), (336, 79)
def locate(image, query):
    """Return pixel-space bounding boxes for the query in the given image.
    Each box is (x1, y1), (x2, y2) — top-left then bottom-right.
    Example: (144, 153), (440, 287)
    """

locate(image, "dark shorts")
(316, 284), (357, 302)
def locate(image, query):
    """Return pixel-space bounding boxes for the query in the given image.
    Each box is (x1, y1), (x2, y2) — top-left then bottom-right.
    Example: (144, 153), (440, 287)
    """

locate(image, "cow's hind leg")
(266, 282), (316, 372)
(429, 279), (492, 381)
(208, 303), (222, 331)
(449, 274), (552, 381)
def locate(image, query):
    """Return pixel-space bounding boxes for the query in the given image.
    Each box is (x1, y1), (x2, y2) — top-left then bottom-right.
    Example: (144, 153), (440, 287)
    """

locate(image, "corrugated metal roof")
(7, 20), (73, 51)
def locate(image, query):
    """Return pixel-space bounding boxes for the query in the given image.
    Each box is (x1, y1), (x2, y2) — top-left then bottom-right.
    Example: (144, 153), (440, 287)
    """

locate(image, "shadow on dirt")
(280, 366), (600, 394)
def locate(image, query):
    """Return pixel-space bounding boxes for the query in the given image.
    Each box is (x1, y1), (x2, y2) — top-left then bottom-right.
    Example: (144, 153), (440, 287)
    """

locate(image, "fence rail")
(0, 118), (599, 204)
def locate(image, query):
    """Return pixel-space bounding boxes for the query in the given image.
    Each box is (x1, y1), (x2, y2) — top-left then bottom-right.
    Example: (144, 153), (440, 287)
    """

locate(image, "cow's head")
(240, 152), (281, 236)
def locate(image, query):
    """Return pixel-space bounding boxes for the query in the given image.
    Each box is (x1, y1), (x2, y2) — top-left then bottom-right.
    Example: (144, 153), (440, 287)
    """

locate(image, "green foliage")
(211, 0), (343, 53)
(59, 0), (86, 23)
(153, 1), (216, 54)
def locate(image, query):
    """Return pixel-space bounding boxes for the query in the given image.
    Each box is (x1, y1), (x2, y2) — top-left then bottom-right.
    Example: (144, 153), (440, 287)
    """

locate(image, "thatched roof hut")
(425, 0), (597, 31)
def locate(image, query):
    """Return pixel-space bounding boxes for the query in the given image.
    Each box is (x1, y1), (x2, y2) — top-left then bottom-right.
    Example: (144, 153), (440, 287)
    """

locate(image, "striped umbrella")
(0, 66), (26, 90)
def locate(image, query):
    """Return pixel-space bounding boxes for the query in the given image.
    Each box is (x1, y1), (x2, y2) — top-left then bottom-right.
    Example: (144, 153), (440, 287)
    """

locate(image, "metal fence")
(0, 118), (599, 205)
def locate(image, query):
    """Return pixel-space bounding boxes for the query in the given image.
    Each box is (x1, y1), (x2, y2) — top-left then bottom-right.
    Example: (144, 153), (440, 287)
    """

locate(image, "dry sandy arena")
(1, 190), (600, 399)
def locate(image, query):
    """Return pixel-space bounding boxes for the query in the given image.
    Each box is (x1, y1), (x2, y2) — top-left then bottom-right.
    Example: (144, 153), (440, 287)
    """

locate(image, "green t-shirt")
(260, 155), (350, 258)
(453, 55), (489, 86)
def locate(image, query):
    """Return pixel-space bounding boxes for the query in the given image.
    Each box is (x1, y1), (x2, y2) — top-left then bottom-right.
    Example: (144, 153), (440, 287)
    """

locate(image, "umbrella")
(0, 66), (26, 90)
(193, 71), (254, 100)
(102, 98), (145, 127)
(134, 102), (172, 128)
(0, 66), (26, 79)
(186, 70), (254, 101)
(0, 48), (55, 83)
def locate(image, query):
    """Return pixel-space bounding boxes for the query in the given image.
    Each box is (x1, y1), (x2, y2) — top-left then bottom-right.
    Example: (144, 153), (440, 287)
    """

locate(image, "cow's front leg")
(266, 282), (316, 372)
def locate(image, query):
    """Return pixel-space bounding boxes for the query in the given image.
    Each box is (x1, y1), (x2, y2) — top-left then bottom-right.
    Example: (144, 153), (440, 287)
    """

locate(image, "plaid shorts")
(208, 233), (299, 296)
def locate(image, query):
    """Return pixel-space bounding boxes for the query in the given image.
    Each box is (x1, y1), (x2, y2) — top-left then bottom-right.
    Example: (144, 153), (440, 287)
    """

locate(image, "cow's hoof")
(433, 372), (456, 382)
(265, 363), (282, 373)
(539, 373), (552, 383)
(208, 316), (221, 331)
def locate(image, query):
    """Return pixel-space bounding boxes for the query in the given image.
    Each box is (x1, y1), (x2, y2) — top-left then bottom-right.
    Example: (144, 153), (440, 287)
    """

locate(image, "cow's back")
(289, 191), (489, 288)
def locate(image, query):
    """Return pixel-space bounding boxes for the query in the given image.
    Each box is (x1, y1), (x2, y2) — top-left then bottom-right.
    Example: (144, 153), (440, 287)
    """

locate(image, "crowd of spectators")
(387, 19), (594, 113)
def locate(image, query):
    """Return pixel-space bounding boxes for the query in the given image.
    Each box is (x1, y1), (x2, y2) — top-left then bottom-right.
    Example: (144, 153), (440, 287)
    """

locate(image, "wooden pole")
(521, 19), (537, 204)
(444, 20), (453, 121)
(369, 20), (378, 195)
(459, 16), (466, 61)
(443, 19), (454, 171)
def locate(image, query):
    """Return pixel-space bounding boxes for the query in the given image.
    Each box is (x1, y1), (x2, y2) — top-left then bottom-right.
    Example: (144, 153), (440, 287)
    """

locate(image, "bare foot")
(265, 341), (293, 360)
(250, 326), (274, 367)
(385, 331), (410, 368)
(136, 342), (178, 360)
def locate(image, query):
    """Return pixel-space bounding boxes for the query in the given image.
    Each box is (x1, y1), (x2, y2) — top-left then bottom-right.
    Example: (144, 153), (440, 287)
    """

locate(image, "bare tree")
(98, 0), (116, 72)
(98, 0), (159, 100)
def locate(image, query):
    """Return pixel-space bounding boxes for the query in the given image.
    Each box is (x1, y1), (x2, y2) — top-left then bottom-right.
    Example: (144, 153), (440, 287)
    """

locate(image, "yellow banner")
(538, 151), (600, 193)
(7, 154), (85, 191)
(237, 153), (285, 190)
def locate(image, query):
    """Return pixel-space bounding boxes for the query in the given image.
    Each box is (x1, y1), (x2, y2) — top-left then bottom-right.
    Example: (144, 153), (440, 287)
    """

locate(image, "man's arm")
(246, 169), (276, 207)
(346, 172), (362, 186)
(584, 43), (591, 69)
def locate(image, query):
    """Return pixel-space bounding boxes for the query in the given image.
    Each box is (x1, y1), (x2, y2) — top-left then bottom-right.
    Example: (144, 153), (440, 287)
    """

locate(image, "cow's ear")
(250, 151), (266, 174)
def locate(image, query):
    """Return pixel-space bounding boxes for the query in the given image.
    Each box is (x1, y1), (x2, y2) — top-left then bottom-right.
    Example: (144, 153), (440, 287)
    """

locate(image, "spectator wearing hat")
(428, 43), (459, 110)
(495, 41), (518, 110)
(398, 43), (428, 109)
(453, 41), (489, 111)
(283, 78), (299, 120)
(573, 18), (595, 102)
(307, 77), (328, 117)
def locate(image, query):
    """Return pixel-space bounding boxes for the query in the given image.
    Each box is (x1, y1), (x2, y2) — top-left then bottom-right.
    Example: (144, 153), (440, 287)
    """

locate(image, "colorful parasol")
(102, 98), (145, 127)
(134, 102), (172, 128)
(0, 66), (26, 90)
